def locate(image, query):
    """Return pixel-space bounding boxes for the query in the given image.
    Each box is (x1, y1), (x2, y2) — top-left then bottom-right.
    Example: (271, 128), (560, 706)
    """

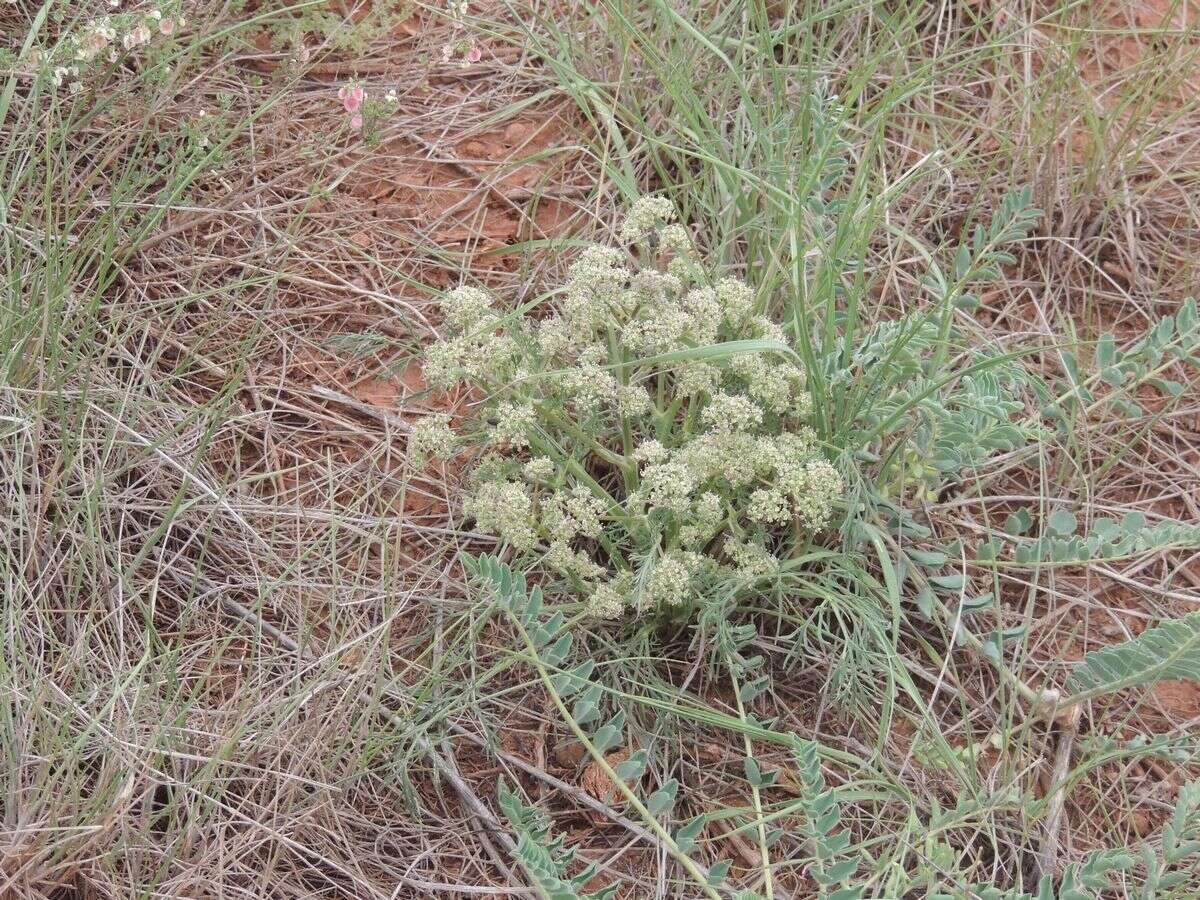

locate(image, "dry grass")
(2, 0), (1200, 896)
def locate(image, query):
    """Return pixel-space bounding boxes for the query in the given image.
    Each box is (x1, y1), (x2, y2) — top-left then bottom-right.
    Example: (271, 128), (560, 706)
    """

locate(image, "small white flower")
(675, 362), (721, 398)
(727, 541), (779, 579)
(749, 316), (787, 345)
(423, 338), (469, 389)
(406, 195), (846, 621)
(440, 284), (493, 332)
(659, 223), (694, 256)
(632, 439), (669, 465)
(409, 413), (458, 461)
(731, 353), (801, 414)
(491, 401), (535, 449)
(543, 485), (606, 542)
(586, 580), (627, 619)
(644, 552), (701, 607)
(545, 541), (604, 581)
(551, 363), (617, 416)
(563, 485), (606, 539)
(562, 244), (629, 329)
(619, 195), (676, 244)
(522, 457), (556, 483)
(680, 492), (723, 548)
(629, 269), (682, 301)
(667, 254), (706, 283)
(680, 286), (721, 344)
(680, 431), (759, 488)
(616, 384), (653, 418)
(701, 392), (762, 435)
(640, 459), (696, 515)
(465, 480), (537, 550)
(536, 317), (579, 360)
(747, 488), (790, 525)
(715, 277), (755, 324)
(781, 459), (843, 530)
(619, 303), (689, 355)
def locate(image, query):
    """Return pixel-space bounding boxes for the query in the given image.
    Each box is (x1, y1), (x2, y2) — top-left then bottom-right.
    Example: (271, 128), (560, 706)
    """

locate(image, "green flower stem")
(548, 413), (632, 475)
(607, 328), (638, 468)
(725, 653), (775, 900)
(680, 391), (704, 438)
(655, 370), (670, 439)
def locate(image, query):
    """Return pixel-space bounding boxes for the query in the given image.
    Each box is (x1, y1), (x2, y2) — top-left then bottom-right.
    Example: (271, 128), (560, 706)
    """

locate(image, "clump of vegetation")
(415, 197), (845, 619)
(21, 0), (185, 92)
(6, 0), (1200, 894)
(473, 553), (1200, 900)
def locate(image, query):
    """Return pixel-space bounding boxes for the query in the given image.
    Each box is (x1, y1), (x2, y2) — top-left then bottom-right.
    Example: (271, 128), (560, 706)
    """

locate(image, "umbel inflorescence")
(413, 198), (844, 619)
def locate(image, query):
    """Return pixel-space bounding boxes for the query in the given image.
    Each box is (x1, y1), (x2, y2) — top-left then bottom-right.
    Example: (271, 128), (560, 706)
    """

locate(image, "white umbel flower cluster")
(425, 283), (520, 390)
(491, 401), (536, 449)
(420, 197), (845, 619)
(619, 196), (676, 244)
(409, 413), (458, 461)
(442, 285), (493, 331)
(522, 457), (556, 483)
(463, 480), (536, 551)
(586, 578), (628, 619)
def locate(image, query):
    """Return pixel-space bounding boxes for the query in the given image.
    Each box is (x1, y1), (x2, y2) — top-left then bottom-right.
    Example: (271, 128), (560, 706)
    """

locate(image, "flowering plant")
(439, 0), (481, 66)
(33, 2), (185, 92)
(14, 1), (185, 94)
(413, 198), (844, 619)
(336, 81), (398, 143)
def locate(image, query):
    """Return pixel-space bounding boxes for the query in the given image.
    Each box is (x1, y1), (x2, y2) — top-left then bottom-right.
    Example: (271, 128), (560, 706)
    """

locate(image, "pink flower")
(122, 23), (152, 50)
(464, 44), (482, 64)
(338, 84), (365, 114)
(350, 114), (363, 131)
(78, 30), (109, 61)
(159, 17), (175, 36)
